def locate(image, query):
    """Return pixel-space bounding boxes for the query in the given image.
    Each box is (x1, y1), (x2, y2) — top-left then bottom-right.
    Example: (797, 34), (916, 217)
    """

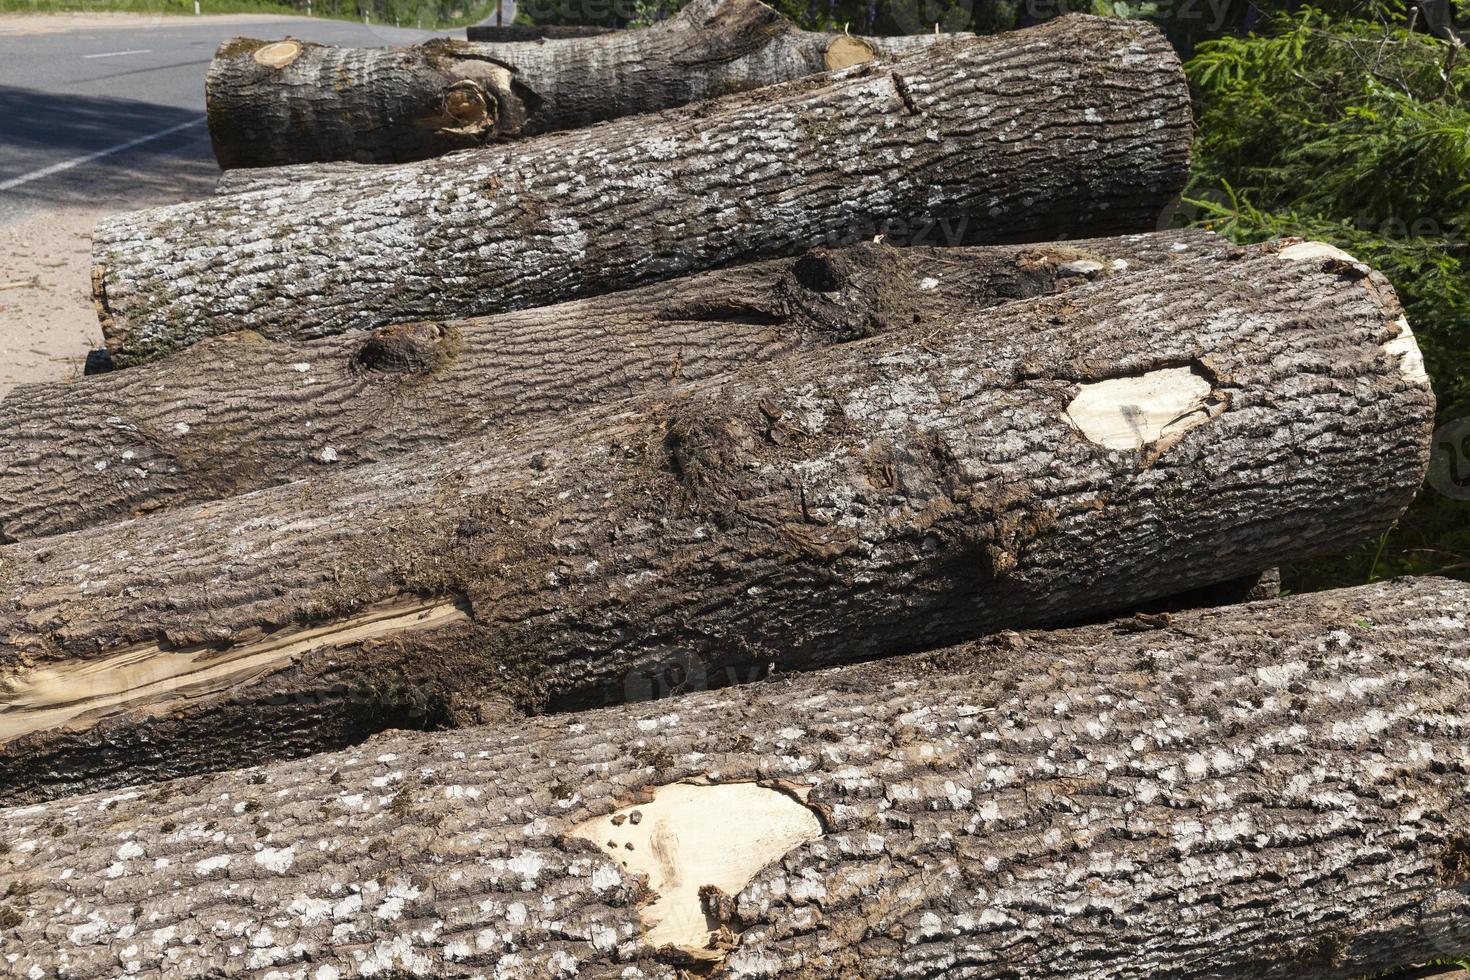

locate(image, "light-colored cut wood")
(1065, 365), (1217, 450)
(0, 598), (465, 746)
(570, 781), (822, 956)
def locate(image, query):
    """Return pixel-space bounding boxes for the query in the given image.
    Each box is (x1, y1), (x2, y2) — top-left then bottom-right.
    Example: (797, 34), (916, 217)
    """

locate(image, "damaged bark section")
(206, 0), (961, 168)
(1, 578), (1467, 978)
(0, 244), (1432, 804)
(101, 13), (1192, 364)
(0, 231), (1232, 542)
(0, 597), (466, 747)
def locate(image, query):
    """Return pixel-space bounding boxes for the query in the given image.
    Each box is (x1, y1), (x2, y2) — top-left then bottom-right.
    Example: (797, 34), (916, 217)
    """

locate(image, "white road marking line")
(0, 117), (205, 194)
(82, 49), (153, 59)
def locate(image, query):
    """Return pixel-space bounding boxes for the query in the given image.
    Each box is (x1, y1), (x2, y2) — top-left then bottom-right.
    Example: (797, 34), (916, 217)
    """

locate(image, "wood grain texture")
(98, 13), (1192, 365)
(207, 0), (954, 168)
(0, 241), (1433, 805)
(0, 231), (1231, 542)
(1, 578), (1467, 978)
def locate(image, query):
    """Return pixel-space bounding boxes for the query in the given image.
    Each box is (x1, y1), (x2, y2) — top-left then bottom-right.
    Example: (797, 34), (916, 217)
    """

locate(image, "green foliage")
(1184, 8), (1470, 586)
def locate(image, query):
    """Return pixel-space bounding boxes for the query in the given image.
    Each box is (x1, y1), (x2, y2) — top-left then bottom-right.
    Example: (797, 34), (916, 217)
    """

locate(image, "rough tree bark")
(97, 13), (1192, 366)
(463, 22), (616, 41)
(0, 241), (1432, 804)
(207, 0), (955, 168)
(2, 578), (1468, 979)
(1, 231), (1232, 542)
(214, 158), (380, 195)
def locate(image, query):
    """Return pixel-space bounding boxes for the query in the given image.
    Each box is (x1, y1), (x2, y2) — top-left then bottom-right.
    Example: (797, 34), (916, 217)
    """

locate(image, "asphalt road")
(0, 12), (474, 224)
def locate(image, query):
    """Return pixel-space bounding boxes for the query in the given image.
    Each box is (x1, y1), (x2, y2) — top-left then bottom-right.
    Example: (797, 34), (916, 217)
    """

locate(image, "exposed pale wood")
(569, 781), (823, 957)
(1065, 365), (1219, 451)
(0, 241), (1433, 804)
(0, 598), (466, 747)
(0, 231), (1233, 542)
(2, 578), (1468, 978)
(99, 13), (1192, 365)
(206, 0), (958, 168)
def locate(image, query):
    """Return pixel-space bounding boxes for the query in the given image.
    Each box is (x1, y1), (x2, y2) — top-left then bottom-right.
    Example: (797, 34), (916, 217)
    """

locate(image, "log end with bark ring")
(824, 35), (877, 70)
(253, 40), (303, 69)
(1279, 240), (1431, 386)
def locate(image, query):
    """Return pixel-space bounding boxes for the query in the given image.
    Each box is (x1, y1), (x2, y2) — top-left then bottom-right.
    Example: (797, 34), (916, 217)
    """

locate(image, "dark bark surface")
(100, 13), (1192, 365)
(2, 578), (1468, 979)
(0, 241), (1433, 804)
(0, 231), (1232, 542)
(207, 0), (956, 169)
(464, 22), (616, 40)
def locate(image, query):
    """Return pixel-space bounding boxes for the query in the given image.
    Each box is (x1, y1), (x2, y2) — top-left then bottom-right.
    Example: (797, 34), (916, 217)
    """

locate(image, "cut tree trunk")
(97, 13), (1192, 366)
(1, 231), (1233, 542)
(206, 0), (959, 169)
(464, 22), (616, 41)
(0, 241), (1433, 804)
(2, 578), (1468, 980)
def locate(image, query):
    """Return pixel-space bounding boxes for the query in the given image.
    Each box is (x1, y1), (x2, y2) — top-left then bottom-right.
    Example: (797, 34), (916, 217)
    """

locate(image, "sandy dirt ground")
(0, 177), (218, 399)
(0, 208), (101, 397)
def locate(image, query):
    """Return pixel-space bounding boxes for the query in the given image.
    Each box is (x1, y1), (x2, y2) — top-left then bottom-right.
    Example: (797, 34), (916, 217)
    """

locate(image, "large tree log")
(96, 14), (1192, 366)
(0, 241), (1432, 804)
(2, 578), (1468, 979)
(1, 231), (1232, 542)
(207, 0), (952, 168)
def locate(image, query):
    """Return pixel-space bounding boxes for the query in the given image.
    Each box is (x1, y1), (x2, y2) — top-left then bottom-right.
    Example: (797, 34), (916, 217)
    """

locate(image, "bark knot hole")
(569, 781), (822, 961)
(353, 322), (454, 375)
(792, 249), (847, 292)
(442, 79), (494, 132)
(1439, 835), (1470, 886)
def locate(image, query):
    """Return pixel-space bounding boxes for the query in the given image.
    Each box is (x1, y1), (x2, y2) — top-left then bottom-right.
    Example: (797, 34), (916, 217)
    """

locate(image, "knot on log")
(792, 249), (849, 292)
(782, 244), (906, 341)
(1440, 836), (1470, 885)
(441, 80), (496, 135)
(352, 322), (455, 375)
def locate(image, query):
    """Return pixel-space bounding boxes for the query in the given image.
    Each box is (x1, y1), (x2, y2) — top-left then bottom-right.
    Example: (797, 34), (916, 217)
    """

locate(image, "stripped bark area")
(0, 242), (1433, 804)
(98, 13), (1192, 365)
(2, 578), (1468, 978)
(0, 231), (1233, 542)
(207, 0), (958, 168)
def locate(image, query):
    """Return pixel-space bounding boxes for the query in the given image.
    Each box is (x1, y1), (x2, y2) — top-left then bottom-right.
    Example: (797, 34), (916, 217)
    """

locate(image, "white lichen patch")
(1065, 367), (1217, 451)
(569, 782), (822, 957)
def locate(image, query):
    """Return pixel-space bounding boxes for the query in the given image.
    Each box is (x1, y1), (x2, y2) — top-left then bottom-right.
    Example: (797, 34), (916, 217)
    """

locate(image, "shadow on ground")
(0, 84), (218, 214)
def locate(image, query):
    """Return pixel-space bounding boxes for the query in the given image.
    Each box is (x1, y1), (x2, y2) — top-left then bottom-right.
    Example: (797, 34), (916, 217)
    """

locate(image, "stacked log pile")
(104, 12), (1193, 364)
(0, 6), (1459, 979)
(207, 0), (958, 168)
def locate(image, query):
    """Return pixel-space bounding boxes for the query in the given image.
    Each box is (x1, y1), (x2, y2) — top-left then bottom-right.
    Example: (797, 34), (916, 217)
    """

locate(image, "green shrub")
(1183, 8), (1470, 586)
